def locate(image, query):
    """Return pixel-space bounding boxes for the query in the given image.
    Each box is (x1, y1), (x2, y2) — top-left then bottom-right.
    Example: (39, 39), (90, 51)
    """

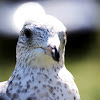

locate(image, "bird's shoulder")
(0, 81), (8, 93)
(0, 81), (10, 100)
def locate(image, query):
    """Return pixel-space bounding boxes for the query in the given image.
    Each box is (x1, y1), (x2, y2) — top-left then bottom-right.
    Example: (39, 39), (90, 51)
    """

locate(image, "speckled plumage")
(0, 15), (80, 100)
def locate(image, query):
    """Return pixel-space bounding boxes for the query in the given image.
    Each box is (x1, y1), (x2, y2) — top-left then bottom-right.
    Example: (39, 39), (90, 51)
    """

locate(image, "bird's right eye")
(23, 29), (32, 38)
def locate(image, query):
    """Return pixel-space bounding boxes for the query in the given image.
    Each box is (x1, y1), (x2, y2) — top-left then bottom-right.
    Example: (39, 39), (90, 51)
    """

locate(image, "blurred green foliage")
(66, 32), (100, 100)
(66, 56), (100, 100)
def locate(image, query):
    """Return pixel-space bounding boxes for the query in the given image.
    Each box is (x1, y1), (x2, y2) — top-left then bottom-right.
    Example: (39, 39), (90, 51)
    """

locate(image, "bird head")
(16, 15), (67, 67)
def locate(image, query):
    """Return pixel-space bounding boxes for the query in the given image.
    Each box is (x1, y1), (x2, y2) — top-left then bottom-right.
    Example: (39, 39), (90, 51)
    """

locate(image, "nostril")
(49, 45), (54, 50)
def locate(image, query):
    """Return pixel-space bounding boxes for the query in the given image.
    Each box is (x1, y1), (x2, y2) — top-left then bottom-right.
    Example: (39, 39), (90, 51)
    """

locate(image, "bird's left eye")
(23, 29), (32, 38)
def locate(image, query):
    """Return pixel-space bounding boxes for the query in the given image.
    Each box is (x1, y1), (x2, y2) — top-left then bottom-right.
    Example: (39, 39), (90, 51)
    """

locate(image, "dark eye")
(24, 29), (32, 38)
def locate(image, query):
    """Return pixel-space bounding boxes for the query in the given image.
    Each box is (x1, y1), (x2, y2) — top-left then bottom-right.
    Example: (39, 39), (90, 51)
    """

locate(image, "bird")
(0, 15), (80, 100)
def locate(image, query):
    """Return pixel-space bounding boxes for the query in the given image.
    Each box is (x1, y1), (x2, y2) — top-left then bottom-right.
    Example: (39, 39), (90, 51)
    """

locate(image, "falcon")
(0, 15), (80, 100)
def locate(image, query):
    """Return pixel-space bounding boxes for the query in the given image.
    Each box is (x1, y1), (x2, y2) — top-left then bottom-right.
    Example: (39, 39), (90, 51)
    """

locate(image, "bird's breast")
(7, 66), (80, 100)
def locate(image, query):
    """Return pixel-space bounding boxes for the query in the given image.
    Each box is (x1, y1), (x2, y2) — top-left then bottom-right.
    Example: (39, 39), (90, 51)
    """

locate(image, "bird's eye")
(23, 29), (32, 38)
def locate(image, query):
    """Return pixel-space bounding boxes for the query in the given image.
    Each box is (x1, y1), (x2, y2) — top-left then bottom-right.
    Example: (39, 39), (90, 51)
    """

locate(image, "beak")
(42, 45), (60, 62)
(41, 45), (60, 62)
(51, 46), (60, 62)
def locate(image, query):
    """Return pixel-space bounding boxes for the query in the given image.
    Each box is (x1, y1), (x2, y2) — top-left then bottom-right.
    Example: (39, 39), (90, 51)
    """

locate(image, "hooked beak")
(51, 46), (60, 62)
(42, 45), (60, 62)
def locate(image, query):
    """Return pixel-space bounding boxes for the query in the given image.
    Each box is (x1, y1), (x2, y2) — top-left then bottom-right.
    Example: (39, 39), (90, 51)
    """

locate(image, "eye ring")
(23, 29), (32, 38)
